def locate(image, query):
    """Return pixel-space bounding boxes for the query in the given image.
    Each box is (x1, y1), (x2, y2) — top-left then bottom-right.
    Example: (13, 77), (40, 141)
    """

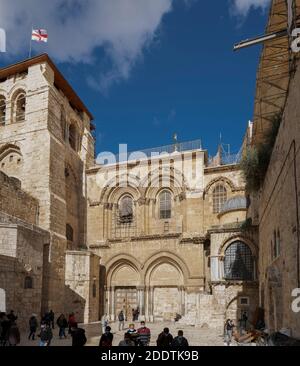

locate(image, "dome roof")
(220, 196), (247, 213)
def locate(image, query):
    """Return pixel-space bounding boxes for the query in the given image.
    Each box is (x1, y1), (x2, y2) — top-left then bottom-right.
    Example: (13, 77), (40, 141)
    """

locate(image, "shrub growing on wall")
(240, 112), (282, 193)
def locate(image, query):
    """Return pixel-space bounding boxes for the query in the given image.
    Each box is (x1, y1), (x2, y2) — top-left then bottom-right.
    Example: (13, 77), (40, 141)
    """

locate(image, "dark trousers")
(59, 327), (66, 338)
(28, 328), (37, 340)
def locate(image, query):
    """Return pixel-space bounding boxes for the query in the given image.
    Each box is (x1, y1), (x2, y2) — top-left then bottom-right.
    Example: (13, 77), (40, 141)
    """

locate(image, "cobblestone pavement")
(19, 322), (226, 347)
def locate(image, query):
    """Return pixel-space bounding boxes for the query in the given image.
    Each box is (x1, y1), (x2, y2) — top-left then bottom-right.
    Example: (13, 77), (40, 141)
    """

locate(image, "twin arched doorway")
(106, 255), (186, 322)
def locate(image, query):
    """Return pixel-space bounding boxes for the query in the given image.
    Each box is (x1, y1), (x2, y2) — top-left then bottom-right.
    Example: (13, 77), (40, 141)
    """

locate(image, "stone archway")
(106, 260), (141, 321)
(145, 260), (184, 322)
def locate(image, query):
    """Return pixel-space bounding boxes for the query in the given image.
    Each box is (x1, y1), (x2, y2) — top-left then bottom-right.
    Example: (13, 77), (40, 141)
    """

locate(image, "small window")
(159, 190), (172, 219)
(213, 184), (227, 214)
(239, 297), (250, 306)
(273, 230), (281, 259)
(93, 282), (97, 298)
(24, 276), (33, 289)
(66, 224), (74, 242)
(69, 124), (77, 151)
(119, 196), (133, 224)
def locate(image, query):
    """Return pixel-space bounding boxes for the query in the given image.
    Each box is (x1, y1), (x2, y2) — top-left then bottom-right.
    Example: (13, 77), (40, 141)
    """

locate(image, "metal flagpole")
(29, 26), (33, 59)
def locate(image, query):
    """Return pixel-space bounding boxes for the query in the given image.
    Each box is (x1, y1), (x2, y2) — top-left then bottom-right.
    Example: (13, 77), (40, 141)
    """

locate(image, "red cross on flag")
(32, 29), (48, 43)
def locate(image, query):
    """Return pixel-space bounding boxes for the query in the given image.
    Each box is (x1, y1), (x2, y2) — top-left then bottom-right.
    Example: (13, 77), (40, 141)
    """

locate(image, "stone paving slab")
(19, 322), (226, 347)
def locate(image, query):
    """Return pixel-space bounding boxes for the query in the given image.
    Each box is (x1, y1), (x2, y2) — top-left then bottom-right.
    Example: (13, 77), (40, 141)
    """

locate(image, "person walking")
(172, 330), (189, 348)
(49, 310), (55, 330)
(118, 310), (125, 331)
(57, 314), (68, 339)
(7, 321), (20, 346)
(71, 323), (87, 347)
(224, 319), (234, 346)
(101, 313), (108, 335)
(28, 314), (38, 341)
(39, 322), (53, 346)
(119, 333), (135, 346)
(68, 313), (76, 334)
(99, 326), (113, 347)
(156, 327), (173, 347)
(137, 321), (151, 346)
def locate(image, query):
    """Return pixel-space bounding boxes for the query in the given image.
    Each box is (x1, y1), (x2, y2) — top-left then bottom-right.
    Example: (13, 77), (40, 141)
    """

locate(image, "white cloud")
(231, 0), (271, 17)
(0, 0), (175, 92)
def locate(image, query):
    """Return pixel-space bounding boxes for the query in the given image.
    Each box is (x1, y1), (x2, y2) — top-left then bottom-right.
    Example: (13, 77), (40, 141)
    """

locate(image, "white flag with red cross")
(32, 29), (48, 43)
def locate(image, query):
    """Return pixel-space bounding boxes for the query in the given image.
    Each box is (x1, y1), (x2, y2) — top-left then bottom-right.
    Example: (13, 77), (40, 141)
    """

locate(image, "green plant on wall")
(240, 111), (282, 193)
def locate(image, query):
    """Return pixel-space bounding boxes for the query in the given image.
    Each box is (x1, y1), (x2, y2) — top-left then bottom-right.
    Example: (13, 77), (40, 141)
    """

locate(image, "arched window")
(213, 184), (227, 213)
(224, 241), (254, 280)
(69, 124), (77, 151)
(0, 95), (6, 126)
(66, 224), (74, 242)
(13, 91), (26, 123)
(24, 276), (33, 289)
(159, 190), (172, 219)
(119, 195), (133, 224)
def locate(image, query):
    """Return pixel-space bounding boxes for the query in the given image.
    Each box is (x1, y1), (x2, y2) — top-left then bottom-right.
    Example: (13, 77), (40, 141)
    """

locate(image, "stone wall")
(254, 58), (300, 338)
(65, 251), (100, 323)
(0, 214), (49, 331)
(0, 171), (39, 225)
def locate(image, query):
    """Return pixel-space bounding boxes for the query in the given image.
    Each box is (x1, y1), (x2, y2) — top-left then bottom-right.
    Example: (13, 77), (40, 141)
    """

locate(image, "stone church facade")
(0, 54), (258, 330)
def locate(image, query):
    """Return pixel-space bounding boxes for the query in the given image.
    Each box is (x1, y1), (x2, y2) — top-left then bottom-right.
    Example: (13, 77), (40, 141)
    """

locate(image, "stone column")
(111, 286), (115, 321)
(180, 287), (185, 315)
(137, 286), (145, 319)
(149, 287), (154, 322)
(145, 287), (149, 321)
(106, 287), (111, 320)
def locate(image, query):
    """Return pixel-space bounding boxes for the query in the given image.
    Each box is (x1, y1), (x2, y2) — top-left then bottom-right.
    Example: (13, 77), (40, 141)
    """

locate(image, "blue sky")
(0, 0), (270, 157)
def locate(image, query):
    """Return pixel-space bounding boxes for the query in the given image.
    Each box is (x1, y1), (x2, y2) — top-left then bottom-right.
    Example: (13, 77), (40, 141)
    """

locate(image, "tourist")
(127, 323), (138, 345)
(71, 323), (87, 347)
(57, 314), (68, 339)
(39, 322), (53, 346)
(28, 314), (38, 341)
(135, 307), (140, 321)
(224, 319), (234, 346)
(119, 332), (135, 346)
(137, 321), (151, 346)
(7, 310), (17, 323)
(157, 327), (173, 347)
(101, 313), (109, 335)
(7, 321), (20, 346)
(172, 330), (189, 348)
(131, 308), (135, 322)
(49, 310), (55, 329)
(0, 312), (9, 346)
(118, 310), (125, 331)
(68, 312), (76, 334)
(241, 311), (248, 330)
(99, 326), (113, 347)
(43, 311), (51, 326)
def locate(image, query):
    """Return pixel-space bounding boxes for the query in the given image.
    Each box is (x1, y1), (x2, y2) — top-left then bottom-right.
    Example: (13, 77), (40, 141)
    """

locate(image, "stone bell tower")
(0, 54), (99, 319)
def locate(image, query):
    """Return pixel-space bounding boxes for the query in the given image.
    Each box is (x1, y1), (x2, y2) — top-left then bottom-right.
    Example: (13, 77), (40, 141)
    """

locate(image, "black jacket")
(71, 328), (87, 347)
(157, 332), (173, 347)
(172, 336), (189, 348)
